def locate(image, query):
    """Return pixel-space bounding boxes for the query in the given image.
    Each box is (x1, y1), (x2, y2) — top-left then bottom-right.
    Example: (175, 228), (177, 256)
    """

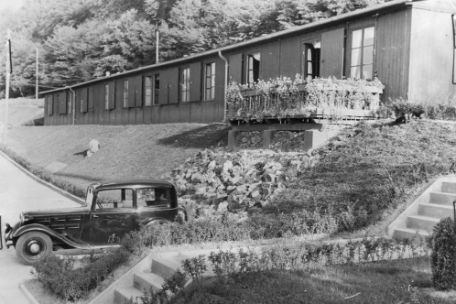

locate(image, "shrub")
(226, 76), (384, 122)
(431, 217), (456, 290)
(33, 248), (129, 301)
(387, 98), (425, 122)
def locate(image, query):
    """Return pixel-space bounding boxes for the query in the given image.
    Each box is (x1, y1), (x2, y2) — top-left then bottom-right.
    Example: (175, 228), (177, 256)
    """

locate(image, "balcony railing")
(226, 76), (384, 123)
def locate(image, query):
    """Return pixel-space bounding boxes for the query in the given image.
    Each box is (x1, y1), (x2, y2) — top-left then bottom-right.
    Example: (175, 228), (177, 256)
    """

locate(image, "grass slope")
(177, 258), (454, 304)
(4, 123), (228, 190)
(265, 120), (456, 234)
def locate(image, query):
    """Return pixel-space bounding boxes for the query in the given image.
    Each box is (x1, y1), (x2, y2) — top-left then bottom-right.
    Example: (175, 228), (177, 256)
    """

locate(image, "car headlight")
(4, 223), (12, 234)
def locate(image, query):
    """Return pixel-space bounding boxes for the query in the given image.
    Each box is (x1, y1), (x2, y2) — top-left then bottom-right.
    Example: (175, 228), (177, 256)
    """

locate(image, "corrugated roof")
(42, 0), (416, 95)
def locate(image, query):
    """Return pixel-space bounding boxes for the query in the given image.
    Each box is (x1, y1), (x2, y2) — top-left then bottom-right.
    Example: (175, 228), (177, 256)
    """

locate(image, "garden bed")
(226, 76), (384, 123)
(171, 257), (454, 304)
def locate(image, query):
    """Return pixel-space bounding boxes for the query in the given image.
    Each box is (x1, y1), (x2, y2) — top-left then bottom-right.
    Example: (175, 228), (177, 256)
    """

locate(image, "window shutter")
(320, 28), (345, 78)
(109, 82), (115, 110)
(59, 93), (67, 114)
(190, 62), (201, 102)
(134, 76), (143, 107)
(88, 87), (94, 112)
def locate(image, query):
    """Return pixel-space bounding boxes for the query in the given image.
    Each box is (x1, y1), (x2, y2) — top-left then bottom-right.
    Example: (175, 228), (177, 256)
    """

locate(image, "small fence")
(226, 78), (384, 123)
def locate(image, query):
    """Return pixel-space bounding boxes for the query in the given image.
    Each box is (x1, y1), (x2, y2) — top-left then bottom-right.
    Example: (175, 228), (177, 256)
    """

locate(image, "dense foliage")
(226, 76), (384, 121)
(431, 218), (456, 290)
(0, 0), (387, 97)
(137, 238), (430, 304)
(166, 258), (444, 304)
(33, 248), (129, 301)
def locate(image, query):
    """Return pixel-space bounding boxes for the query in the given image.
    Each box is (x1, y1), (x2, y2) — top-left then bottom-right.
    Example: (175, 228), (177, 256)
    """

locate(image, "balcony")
(226, 76), (384, 124)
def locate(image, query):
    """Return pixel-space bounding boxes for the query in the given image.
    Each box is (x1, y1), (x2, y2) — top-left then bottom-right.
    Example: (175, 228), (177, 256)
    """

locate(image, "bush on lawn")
(33, 248), (129, 301)
(431, 217), (456, 290)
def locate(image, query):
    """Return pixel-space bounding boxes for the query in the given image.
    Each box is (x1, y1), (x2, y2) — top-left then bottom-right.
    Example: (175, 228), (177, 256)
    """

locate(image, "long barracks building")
(41, 0), (456, 125)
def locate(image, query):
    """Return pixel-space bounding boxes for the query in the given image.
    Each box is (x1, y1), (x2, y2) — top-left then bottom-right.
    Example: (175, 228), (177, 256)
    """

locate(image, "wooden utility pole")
(35, 47), (38, 99)
(3, 30), (11, 143)
(155, 26), (160, 64)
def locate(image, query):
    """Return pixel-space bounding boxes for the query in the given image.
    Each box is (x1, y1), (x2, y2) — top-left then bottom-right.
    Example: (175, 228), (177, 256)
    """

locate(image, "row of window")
(45, 61), (217, 115)
(242, 26), (375, 86)
(47, 26), (376, 116)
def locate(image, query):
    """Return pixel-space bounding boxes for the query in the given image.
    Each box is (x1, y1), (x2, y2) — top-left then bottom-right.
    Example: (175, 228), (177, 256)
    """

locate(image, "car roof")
(90, 179), (175, 191)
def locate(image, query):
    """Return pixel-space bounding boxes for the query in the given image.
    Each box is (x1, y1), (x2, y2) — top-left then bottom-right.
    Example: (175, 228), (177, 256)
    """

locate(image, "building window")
(204, 62), (216, 100)
(105, 84), (110, 110)
(144, 76), (153, 106)
(350, 26), (375, 79)
(179, 67), (190, 103)
(246, 53), (260, 86)
(123, 80), (129, 108)
(303, 42), (321, 79)
(80, 98), (84, 113)
(154, 74), (160, 105)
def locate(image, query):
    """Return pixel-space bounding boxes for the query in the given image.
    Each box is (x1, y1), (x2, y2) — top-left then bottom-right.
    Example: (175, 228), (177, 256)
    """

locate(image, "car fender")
(143, 218), (170, 227)
(10, 223), (75, 247)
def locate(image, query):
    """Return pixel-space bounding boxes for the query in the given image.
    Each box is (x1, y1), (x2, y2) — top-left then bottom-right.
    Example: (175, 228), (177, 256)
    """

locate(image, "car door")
(80, 188), (140, 245)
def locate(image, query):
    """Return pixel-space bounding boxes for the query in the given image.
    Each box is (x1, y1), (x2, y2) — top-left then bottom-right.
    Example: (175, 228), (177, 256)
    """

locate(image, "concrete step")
(114, 286), (144, 304)
(441, 182), (456, 194)
(133, 272), (165, 293)
(406, 215), (440, 233)
(418, 203), (454, 219)
(393, 227), (430, 240)
(429, 192), (456, 206)
(151, 256), (183, 280)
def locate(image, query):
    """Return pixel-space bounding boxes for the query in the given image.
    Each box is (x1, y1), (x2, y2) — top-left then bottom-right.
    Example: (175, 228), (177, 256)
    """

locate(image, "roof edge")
(41, 0), (411, 95)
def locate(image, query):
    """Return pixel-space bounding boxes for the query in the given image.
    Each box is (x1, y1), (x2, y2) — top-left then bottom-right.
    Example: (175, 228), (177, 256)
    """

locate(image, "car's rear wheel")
(16, 232), (52, 265)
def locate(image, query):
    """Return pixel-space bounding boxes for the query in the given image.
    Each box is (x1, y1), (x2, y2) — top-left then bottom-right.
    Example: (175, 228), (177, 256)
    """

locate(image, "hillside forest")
(0, 0), (388, 97)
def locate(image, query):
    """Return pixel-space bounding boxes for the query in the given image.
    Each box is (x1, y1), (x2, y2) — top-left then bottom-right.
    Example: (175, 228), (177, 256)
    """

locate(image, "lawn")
(261, 120), (456, 234)
(2, 123), (228, 191)
(173, 257), (455, 304)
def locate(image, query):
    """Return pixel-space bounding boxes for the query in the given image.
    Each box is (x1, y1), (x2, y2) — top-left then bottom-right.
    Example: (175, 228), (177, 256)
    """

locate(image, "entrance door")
(302, 42), (321, 79)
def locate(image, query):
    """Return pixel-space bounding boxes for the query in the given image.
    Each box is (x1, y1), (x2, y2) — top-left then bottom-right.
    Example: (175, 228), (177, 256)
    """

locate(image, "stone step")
(441, 182), (456, 194)
(406, 215), (440, 233)
(418, 203), (454, 219)
(429, 192), (456, 206)
(151, 256), (183, 280)
(114, 286), (144, 304)
(133, 272), (165, 294)
(393, 227), (430, 240)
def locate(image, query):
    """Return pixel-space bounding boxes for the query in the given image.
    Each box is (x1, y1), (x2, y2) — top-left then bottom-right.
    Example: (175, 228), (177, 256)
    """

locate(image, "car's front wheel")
(15, 231), (52, 265)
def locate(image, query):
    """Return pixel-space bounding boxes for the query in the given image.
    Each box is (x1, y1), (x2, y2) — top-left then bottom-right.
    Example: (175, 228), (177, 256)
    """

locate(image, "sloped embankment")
(170, 120), (456, 235)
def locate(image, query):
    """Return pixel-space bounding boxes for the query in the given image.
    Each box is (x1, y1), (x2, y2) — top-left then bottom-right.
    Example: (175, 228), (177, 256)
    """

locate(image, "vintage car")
(4, 180), (184, 264)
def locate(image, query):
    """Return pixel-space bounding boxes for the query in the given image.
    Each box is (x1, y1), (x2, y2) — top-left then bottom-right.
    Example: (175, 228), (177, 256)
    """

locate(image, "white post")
(155, 26), (159, 64)
(35, 47), (38, 100)
(3, 30), (11, 143)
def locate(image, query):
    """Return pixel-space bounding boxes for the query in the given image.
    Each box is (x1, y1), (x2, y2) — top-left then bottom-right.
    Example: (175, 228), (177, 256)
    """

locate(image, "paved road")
(0, 153), (79, 304)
